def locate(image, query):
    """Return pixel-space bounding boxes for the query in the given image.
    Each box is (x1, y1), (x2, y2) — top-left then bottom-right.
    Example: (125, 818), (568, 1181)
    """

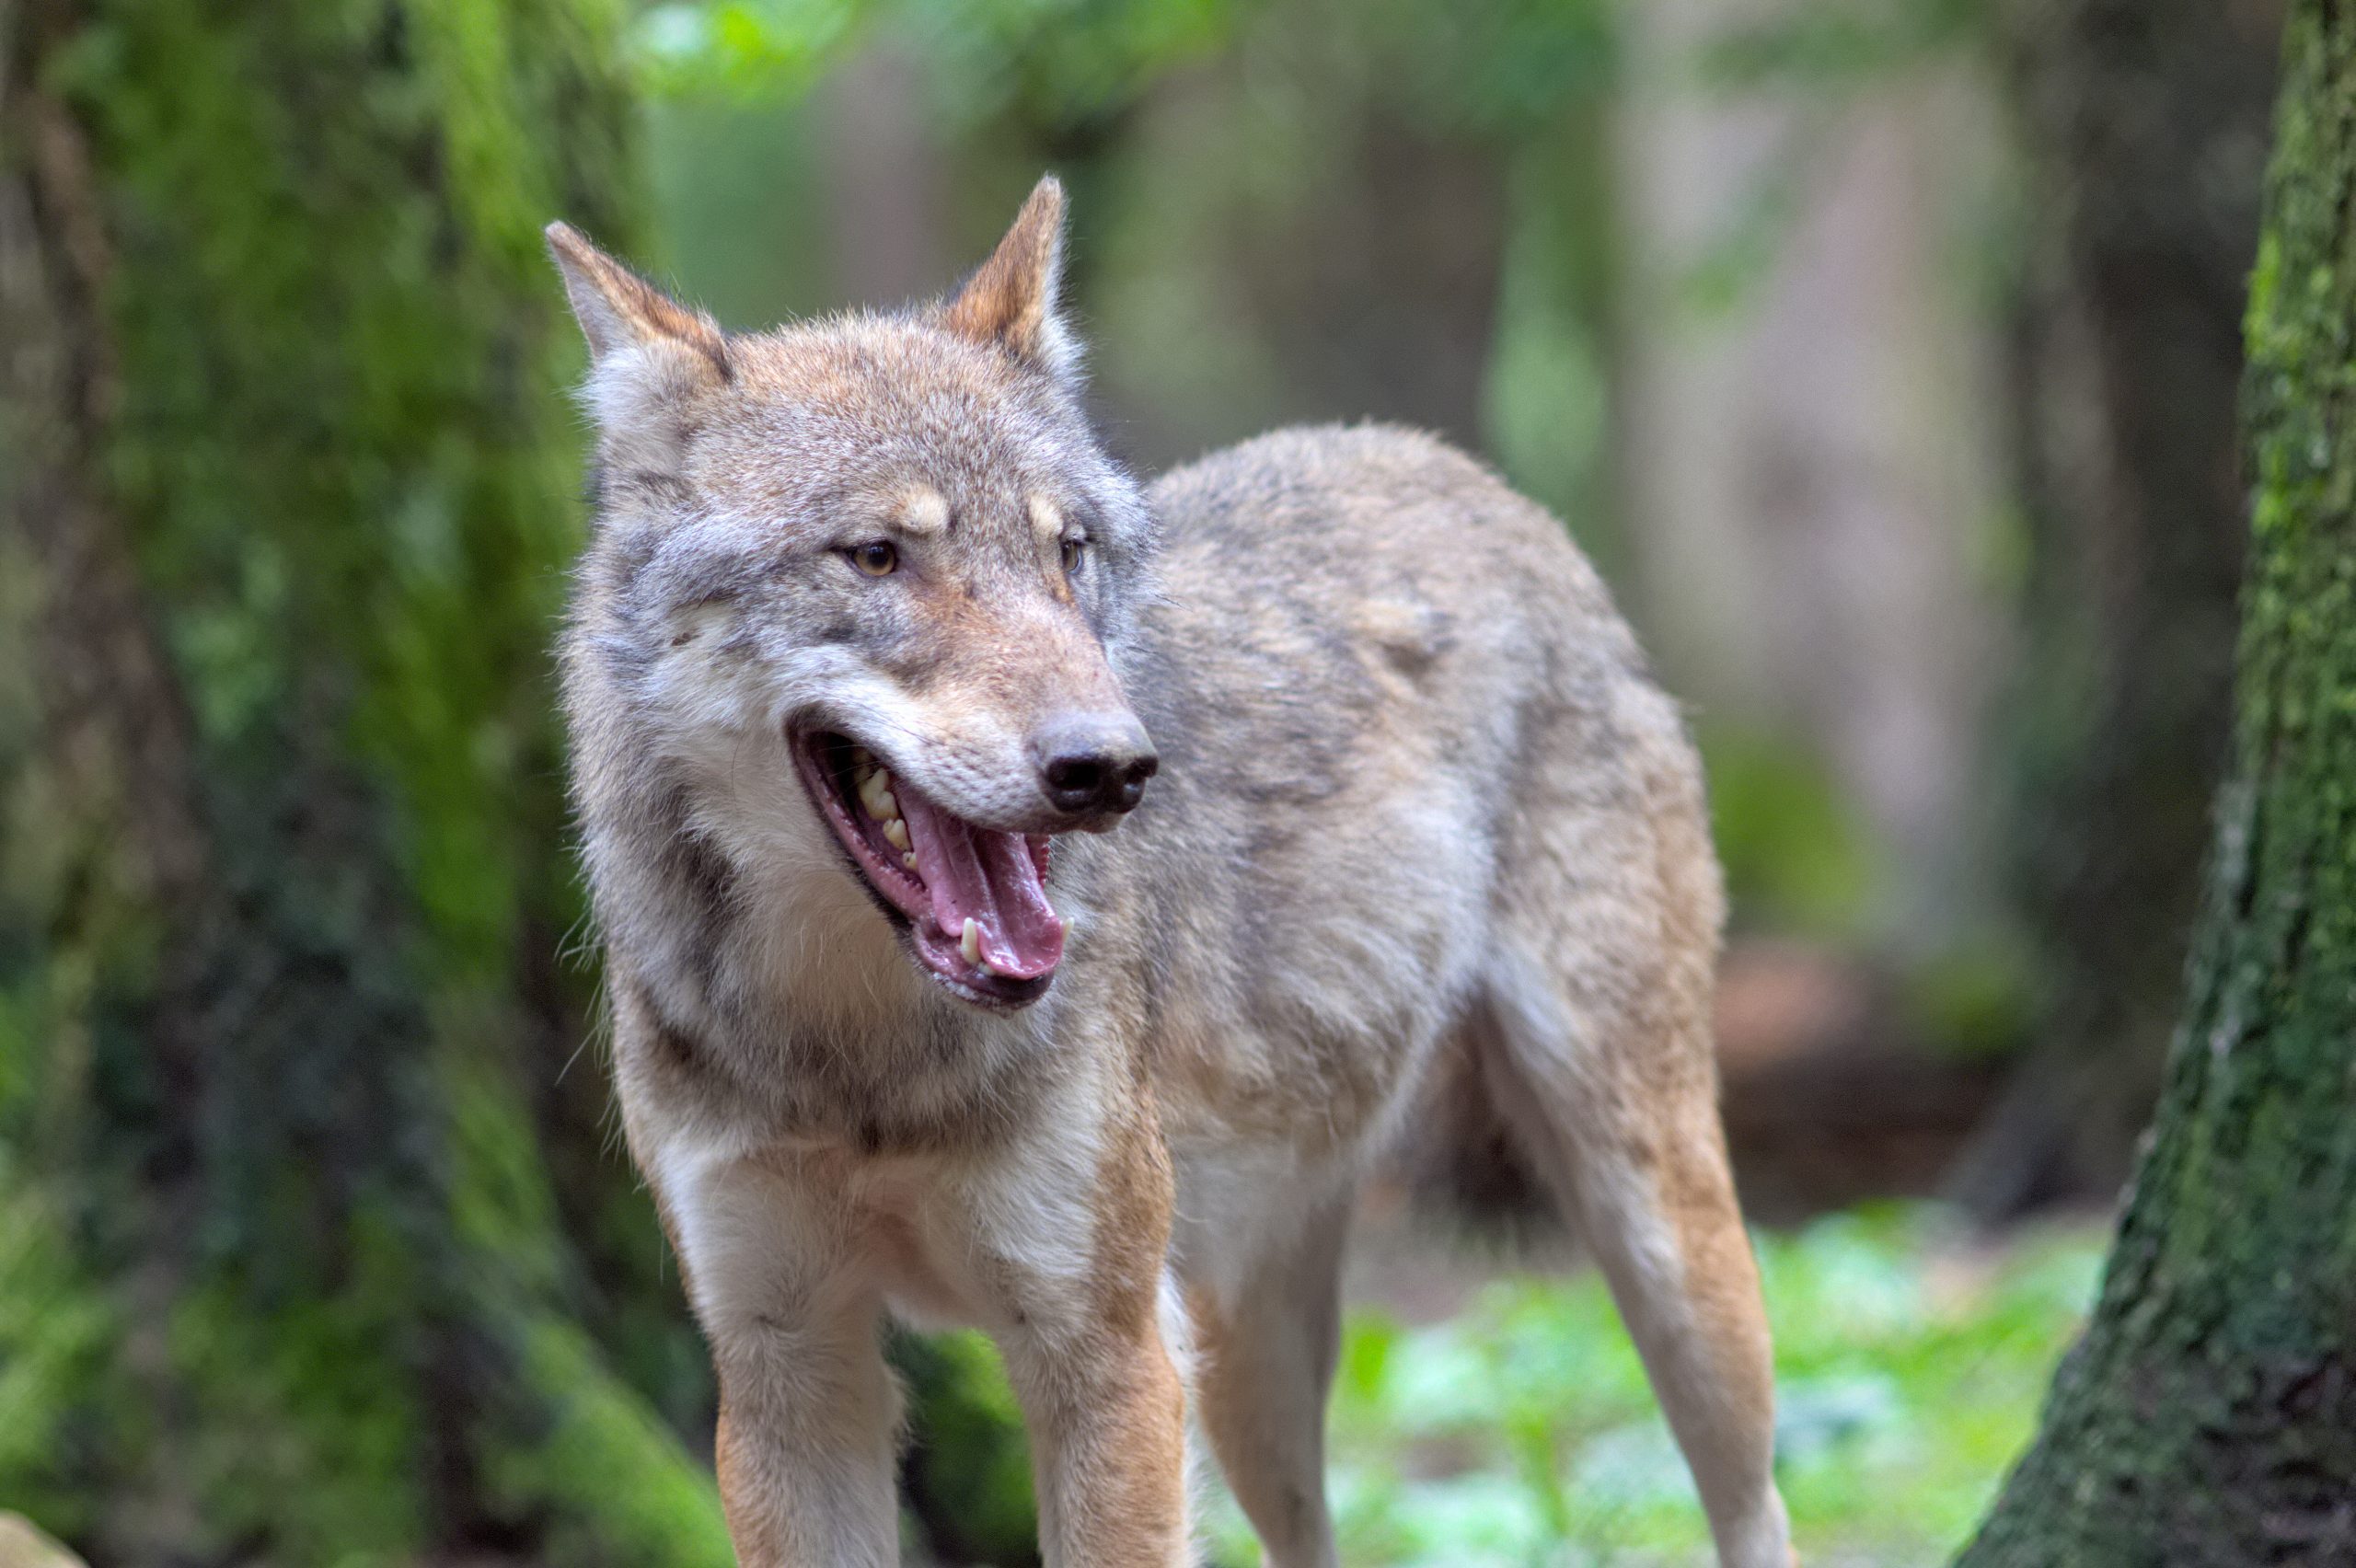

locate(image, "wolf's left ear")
(941, 176), (1077, 381)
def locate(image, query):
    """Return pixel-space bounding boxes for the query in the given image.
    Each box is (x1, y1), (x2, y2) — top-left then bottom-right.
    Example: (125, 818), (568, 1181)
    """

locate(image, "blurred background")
(0, 0), (2288, 1563)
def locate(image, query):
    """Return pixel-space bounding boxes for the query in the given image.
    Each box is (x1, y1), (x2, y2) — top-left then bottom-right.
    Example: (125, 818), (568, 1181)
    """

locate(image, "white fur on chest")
(644, 1067), (1113, 1343)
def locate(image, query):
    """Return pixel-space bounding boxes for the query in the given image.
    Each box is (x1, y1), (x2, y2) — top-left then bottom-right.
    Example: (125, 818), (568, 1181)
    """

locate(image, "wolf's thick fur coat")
(549, 179), (1791, 1568)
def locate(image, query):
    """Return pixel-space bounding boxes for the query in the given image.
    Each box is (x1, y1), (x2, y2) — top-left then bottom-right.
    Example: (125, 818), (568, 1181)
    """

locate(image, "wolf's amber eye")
(849, 541), (898, 577)
(1060, 538), (1085, 575)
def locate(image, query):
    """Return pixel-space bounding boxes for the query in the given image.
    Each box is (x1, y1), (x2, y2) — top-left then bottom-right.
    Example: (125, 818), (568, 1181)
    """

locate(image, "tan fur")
(548, 177), (1791, 1567)
(897, 485), (950, 536)
(939, 178), (1074, 376)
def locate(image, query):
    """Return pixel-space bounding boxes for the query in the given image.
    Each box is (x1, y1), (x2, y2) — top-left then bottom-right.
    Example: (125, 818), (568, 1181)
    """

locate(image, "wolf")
(546, 176), (1791, 1568)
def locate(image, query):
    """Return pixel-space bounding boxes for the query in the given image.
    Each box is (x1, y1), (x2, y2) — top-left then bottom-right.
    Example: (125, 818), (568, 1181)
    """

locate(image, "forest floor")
(2, 1210), (2103, 1568)
(1219, 939), (2110, 1568)
(1261, 1202), (2109, 1568)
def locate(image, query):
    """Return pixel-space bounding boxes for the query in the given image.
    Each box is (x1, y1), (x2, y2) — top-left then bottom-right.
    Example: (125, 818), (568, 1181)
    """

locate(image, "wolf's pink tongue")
(898, 790), (1065, 978)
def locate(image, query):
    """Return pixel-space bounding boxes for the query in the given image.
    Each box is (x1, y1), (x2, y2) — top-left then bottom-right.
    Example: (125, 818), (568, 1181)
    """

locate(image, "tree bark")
(1954, 0), (2282, 1216)
(1958, 2), (2356, 1556)
(0, 2), (729, 1562)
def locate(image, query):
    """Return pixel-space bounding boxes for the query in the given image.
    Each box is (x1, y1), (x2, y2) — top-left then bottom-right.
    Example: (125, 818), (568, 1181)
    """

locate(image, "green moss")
(0, 1166), (116, 1539)
(895, 1330), (1041, 1563)
(166, 1222), (433, 1568)
(2, 0), (734, 1555)
(479, 1318), (736, 1568)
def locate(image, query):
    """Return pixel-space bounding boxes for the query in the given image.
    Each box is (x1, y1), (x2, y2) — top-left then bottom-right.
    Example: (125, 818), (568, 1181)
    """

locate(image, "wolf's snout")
(1034, 713), (1158, 817)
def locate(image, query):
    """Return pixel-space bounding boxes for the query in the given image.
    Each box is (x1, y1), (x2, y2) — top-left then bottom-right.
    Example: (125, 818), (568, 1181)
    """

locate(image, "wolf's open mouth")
(790, 731), (1063, 1008)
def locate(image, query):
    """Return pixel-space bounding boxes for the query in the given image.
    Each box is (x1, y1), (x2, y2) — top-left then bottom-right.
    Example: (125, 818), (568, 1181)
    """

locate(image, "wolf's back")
(1084, 423), (1715, 1196)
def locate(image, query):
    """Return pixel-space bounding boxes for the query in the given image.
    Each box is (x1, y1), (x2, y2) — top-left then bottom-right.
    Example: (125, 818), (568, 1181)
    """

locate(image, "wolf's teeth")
(901, 851), (918, 871)
(862, 788), (896, 821)
(959, 917), (982, 967)
(883, 817), (910, 850)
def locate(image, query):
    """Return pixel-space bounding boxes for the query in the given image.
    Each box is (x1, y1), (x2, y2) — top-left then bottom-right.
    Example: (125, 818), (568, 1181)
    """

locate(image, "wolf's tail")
(1382, 1020), (1562, 1251)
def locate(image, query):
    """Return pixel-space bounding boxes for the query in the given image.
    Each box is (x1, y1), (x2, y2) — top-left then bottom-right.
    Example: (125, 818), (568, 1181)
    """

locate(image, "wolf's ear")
(941, 176), (1076, 381)
(545, 222), (729, 375)
(546, 223), (730, 470)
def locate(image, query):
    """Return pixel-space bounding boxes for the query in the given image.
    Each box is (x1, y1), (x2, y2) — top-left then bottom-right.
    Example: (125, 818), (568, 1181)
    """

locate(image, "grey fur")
(547, 183), (1789, 1568)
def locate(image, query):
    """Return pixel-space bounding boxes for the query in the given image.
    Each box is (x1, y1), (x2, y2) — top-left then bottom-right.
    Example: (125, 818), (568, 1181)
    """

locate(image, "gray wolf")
(546, 176), (1791, 1568)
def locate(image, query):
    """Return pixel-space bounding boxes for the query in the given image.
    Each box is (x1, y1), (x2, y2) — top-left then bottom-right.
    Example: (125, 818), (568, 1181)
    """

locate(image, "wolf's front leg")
(660, 1149), (903, 1568)
(983, 1115), (1193, 1568)
(1004, 1310), (1190, 1568)
(710, 1300), (900, 1568)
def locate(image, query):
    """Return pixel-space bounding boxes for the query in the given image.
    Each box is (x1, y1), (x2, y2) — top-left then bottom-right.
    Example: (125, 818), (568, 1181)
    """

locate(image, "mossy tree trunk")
(0, 3), (729, 1562)
(1958, 2), (2356, 1557)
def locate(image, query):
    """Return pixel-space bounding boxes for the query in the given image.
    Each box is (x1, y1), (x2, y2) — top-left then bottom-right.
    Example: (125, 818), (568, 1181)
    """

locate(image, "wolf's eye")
(847, 540), (898, 577)
(1059, 537), (1085, 575)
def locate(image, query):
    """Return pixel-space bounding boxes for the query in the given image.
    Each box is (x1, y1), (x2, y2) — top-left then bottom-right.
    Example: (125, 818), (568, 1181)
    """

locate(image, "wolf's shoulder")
(1142, 422), (1596, 615)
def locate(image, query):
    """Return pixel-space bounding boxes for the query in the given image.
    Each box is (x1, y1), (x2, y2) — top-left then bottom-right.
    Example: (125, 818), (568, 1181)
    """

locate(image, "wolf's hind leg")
(1480, 944), (1792, 1568)
(1191, 1190), (1350, 1568)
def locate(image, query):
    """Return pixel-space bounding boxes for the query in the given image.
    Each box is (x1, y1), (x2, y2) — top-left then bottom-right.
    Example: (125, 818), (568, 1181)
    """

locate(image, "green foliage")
(1481, 123), (1617, 566)
(629, 0), (1624, 123)
(643, 93), (833, 327)
(1698, 723), (1882, 939)
(1696, 0), (1987, 96)
(1200, 1208), (2101, 1567)
(1900, 937), (2036, 1061)
(708, 1210), (2096, 1568)
(632, 0), (1243, 121)
(636, 0), (865, 99)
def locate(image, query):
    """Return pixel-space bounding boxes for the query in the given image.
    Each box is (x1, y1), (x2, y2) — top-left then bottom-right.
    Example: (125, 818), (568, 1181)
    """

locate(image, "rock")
(0, 1515), (86, 1568)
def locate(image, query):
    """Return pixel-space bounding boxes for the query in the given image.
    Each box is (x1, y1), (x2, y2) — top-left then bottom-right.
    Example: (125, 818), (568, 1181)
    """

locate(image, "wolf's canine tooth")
(960, 917), (982, 967)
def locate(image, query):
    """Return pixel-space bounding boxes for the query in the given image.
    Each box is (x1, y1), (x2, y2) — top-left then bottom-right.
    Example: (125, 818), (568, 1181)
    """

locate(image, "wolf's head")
(550, 179), (1157, 1011)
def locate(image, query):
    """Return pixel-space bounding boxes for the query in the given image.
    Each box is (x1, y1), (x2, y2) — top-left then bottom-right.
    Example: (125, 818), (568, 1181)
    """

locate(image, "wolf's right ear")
(546, 224), (731, 469)
(546, 223), (728, 371)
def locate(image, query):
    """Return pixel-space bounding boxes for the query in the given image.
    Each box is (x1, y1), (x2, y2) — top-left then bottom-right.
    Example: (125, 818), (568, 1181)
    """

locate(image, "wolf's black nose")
(1035, 715), (1158, 816)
